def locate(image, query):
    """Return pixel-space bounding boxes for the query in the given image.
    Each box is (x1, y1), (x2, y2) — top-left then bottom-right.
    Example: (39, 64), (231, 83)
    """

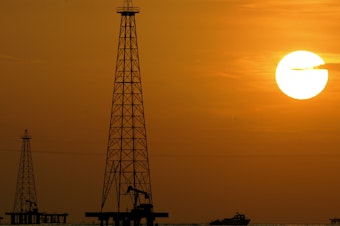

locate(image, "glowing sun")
(275, 50), (328, 100)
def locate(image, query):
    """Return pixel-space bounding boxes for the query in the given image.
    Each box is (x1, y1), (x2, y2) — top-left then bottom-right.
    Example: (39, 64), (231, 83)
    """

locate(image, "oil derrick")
(6, 130), (69, 224)
(86, 0), (168, 225)
(6, 129), (41, 224)
(13, 129), (38, 213)
(101, 0), (151, 212)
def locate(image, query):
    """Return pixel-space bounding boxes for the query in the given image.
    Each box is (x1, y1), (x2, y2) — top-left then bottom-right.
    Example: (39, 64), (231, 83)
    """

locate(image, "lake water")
(0, 224), (333, 226)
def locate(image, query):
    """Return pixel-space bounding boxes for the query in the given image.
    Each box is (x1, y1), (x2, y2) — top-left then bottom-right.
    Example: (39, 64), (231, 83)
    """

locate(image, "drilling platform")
(5, 130), (68, 224)
(85, 0), (168, 225)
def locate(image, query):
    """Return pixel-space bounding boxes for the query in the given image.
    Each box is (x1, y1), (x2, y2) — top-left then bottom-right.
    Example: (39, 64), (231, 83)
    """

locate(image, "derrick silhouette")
(6, 130), (68, 224)
(85, 0), (168, 225)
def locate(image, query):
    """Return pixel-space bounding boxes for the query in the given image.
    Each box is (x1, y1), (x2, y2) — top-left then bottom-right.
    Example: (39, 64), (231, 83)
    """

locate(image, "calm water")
(0, 224), (333, 226)
(157, 224), (332, 226)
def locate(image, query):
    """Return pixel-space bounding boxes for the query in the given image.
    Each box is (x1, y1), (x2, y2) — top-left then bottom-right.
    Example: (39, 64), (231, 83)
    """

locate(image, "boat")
(210, 212), (250, 225)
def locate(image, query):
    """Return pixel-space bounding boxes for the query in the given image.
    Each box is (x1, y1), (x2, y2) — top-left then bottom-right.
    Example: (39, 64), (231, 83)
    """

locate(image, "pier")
(5, 211), (69, 224)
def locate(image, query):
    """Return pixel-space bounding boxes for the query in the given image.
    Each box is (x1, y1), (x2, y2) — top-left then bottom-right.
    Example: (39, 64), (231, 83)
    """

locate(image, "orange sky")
(1, 0), (340, 224)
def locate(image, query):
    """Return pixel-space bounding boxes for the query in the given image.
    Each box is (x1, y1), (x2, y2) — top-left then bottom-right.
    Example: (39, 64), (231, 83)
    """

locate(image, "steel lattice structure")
(13, 129), (38, 213)
(101, 0), (152, 212)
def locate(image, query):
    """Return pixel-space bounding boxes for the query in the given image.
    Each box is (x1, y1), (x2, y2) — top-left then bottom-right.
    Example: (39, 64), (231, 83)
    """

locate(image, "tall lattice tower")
(100, 0), (152, 213)
(13, 129), (38, 213)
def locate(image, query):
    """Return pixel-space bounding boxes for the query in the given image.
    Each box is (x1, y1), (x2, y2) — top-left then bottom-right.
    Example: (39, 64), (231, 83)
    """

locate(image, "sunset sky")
(1, 0), (340, 224)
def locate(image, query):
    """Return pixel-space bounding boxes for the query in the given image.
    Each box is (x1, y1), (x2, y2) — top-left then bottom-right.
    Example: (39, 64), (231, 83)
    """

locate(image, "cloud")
(315, 63), (340, 71)
(0, 54), (41, 64)
(240, 0), (340, 12)
(0, 55), (22, 63)
(289, 63), (340, 71)
(291, 67), (316, 71)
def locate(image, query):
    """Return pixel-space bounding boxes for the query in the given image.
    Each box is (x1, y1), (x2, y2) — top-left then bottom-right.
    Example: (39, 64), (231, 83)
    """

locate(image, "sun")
(275, 50), (328, 100)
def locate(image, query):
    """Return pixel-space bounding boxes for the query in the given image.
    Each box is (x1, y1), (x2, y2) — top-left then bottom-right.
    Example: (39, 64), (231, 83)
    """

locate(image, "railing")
(117, 6), (140, 13)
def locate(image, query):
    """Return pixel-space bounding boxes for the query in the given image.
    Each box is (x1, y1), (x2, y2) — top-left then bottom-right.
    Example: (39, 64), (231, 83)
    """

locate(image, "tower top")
(21, 129), (32, 140)
(117, 0), (139, 14)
